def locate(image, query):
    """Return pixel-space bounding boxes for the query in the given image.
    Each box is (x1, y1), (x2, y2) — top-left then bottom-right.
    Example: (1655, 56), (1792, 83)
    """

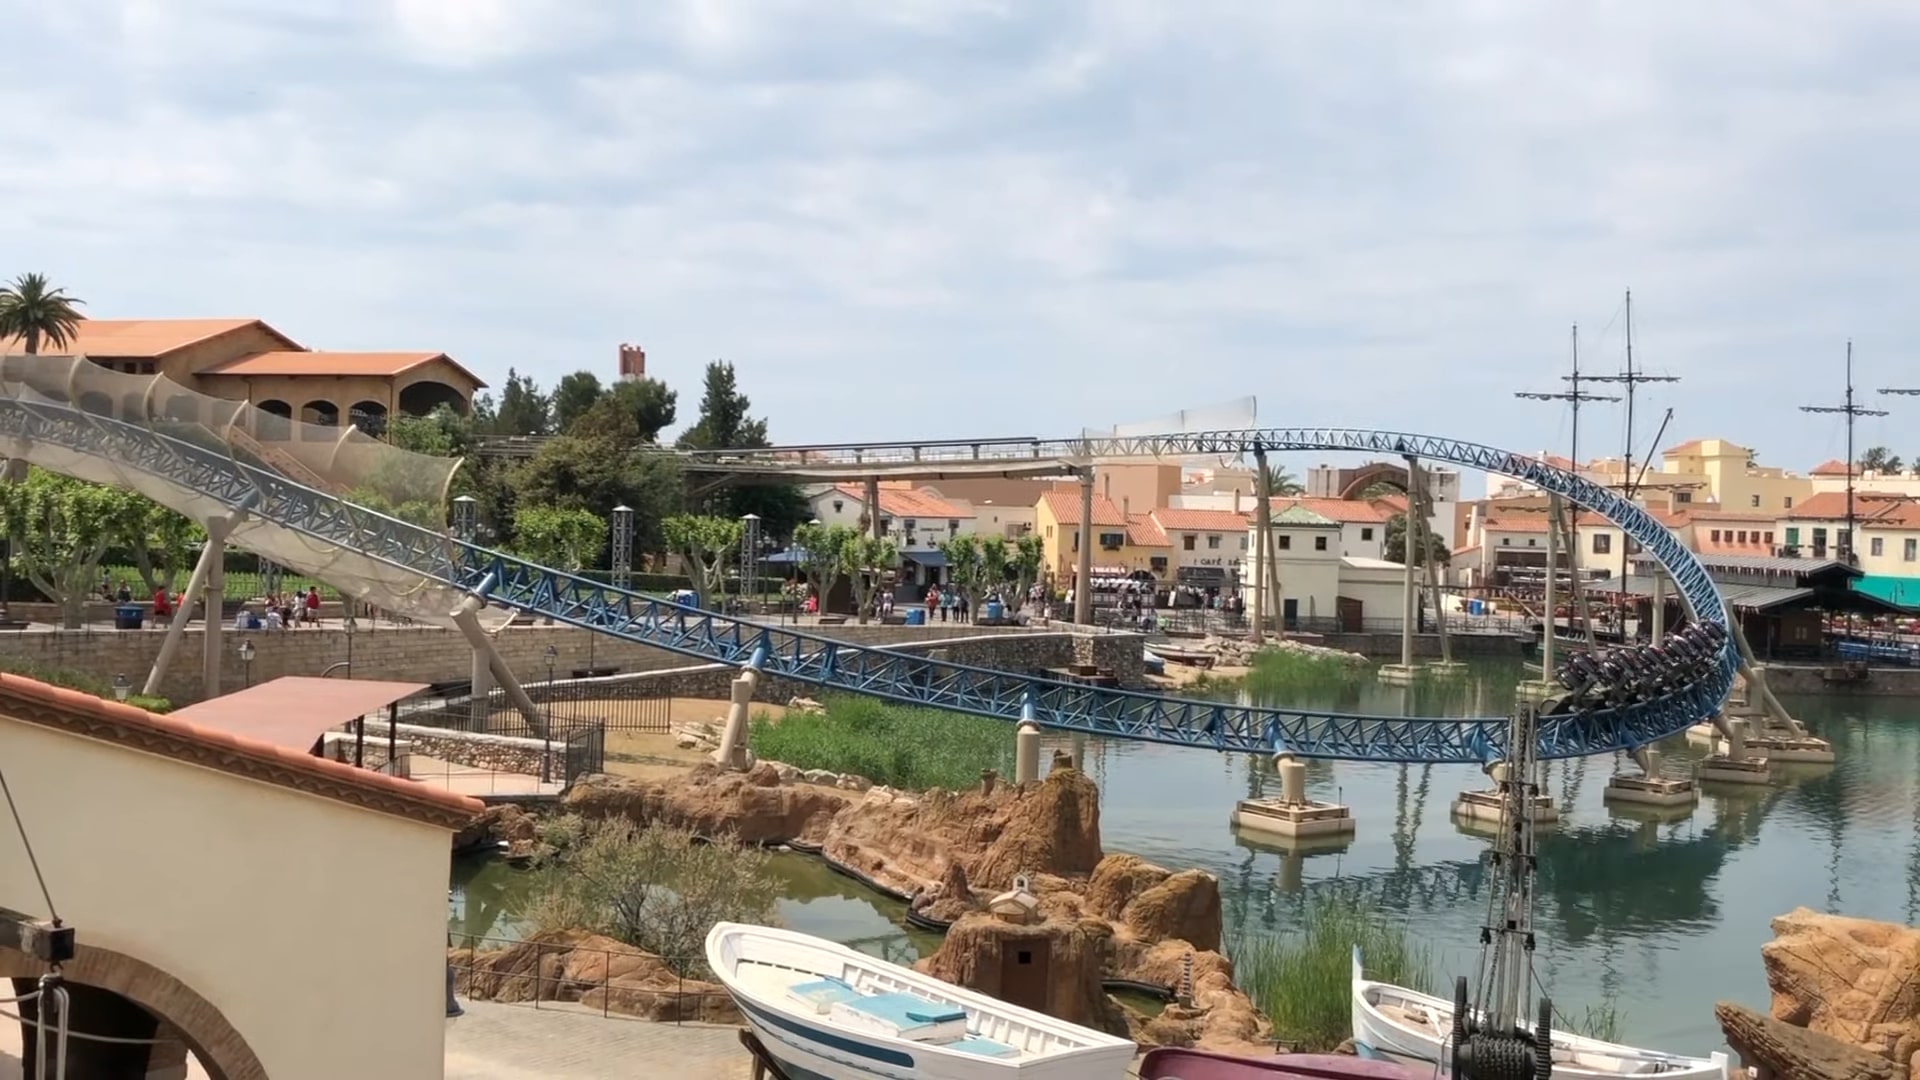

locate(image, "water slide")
(0, 356), (1733, 764)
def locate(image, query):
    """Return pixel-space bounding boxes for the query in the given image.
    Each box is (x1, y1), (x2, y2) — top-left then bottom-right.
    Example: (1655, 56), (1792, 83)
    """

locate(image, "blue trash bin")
(905, 608), (926, 626)
(114, 604), (145, 630)
(985, 600), (1005, 621)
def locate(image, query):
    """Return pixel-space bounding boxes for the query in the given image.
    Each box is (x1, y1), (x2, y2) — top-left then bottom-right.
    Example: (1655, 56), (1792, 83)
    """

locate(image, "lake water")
(450, 658), (1920, 1052)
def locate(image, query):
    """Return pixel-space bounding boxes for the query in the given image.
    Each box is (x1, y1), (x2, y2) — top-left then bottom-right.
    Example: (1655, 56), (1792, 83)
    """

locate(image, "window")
(1183, 534), (1196, 551)
(1784, 496), (1794, 509)
(1676, 491), (1692, 504)
(1277, 535), (1292, 550)
(1207, 535), (1221, 549)
(1870, 537), (1884, 557)
(1764, 531), (1773, 544)
(1736, 531), (1748, 543)
(1906, 538), (1917, 562)
(903, 519), (916, 536)
(948, 519), (959, 533)
(1527, 538), (1537, 547)
(1592, 533), (1612, 555)
(139, 361), (156, 375)
(1785, 527), (1799, 546)
(832, 500), (844, 513)
(1098, 532), (1124, 549)
(1239, 536), (1248, 549)
(1750, 494), (1761, 507)
(1314, 535), (1328, 551)
(1711, 530), (1722, 543)
(880, 517), (893, 535)
(1361, 527), (1375, 541)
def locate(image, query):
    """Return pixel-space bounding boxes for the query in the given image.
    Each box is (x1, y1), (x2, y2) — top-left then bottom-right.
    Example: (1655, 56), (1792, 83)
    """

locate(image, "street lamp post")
(451, 495), (478, 543)
(238, 638), (256, 688)
(112, 673), (131, 703)
(611, 504), (635, 592)
(543, 644), (557, 784)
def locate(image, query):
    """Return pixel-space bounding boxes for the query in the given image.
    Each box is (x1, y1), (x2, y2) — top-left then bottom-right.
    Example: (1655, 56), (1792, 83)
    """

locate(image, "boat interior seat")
(787, 976), (861, 1015)
(941, 1035), (1019, 1058)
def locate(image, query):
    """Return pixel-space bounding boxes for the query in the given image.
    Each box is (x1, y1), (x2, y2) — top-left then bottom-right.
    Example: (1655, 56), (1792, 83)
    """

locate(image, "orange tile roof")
(1039, 489), (1128, 527)
(834, 485), (968, 520)
(1125, 513), (1170, 547)
(1268, 497), (1401, 524)
(1787, 491), (1920, 528)
(1810, 459), (1854, 477)
(0, 672), (481, 828)
(1662, 439), (1706, 456)
(1681, 508), (1777, 523)
(201, 350), (487, 387)
(0, 317), (299, 357)
(1152, 507), (1253, 532)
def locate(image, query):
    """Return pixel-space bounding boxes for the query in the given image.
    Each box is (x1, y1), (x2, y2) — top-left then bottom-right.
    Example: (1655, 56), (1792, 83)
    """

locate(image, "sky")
(4, 1), (1920, 481)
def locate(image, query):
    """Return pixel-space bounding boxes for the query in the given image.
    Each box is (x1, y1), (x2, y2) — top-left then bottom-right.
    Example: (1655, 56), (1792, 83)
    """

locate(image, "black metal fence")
(564, 723), (606, 782)
(1094, 606), (1536, 638)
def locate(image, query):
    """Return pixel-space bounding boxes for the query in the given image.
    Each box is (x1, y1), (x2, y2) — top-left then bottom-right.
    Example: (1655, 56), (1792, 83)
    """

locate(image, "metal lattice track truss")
(0, 405), (1734, 764)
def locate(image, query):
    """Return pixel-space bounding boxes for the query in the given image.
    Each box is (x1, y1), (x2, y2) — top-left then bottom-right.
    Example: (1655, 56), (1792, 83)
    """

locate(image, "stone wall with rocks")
(1761, 663), (1920, 698)
(319, 731), (409, 775)
(0, 620), (1092, 705)
(356, 720), (552, 777)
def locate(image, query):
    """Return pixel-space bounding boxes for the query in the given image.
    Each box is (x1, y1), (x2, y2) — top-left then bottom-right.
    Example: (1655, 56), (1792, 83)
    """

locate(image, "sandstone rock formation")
(918, 914), (1128, 1036)
(1121, 869), (1223, 954)
(561, 763), (848, 845)
(451, 803), (537, 857)
(451, 930), (737, 1024)
(1717, 1001), (1905, 1080)
(1762, 907), (1920, 1067)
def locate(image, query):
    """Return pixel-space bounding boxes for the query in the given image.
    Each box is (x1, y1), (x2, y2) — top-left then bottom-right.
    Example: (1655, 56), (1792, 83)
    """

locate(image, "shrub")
(0, 658), (172, 712)
(1231, 892), (1433, 1051)
(747, 694), (1015, 791)
(1243, 647), (1367, 698)
(523, 817), (777, 978)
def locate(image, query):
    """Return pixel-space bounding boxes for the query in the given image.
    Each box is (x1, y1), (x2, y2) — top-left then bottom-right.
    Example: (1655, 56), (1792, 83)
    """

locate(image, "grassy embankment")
(747, 694), (1015, 791)
(0, 657), (172, 713)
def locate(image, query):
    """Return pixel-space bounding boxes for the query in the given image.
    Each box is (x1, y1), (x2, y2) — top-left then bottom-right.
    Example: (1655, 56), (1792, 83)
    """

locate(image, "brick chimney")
(618, 343), (646, 380)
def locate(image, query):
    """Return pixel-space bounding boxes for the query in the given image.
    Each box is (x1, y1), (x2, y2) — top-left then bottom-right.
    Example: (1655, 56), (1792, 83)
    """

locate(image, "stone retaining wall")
(1317, 631), (1525, 658)
(0, 620), (1084, 705)
(1760, 663), (1920, 697)
(357, 720), (554, 776)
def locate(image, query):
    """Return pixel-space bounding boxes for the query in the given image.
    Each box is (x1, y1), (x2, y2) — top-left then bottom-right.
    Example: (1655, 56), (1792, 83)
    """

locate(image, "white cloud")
(2, 0), (1918, 471)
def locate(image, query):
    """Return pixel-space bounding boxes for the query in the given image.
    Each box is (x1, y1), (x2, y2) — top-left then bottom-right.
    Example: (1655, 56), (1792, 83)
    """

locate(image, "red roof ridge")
(0, 673), (481, 828)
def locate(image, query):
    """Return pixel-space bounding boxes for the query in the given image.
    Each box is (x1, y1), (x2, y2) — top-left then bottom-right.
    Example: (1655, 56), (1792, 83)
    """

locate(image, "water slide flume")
(1350, 949), (1730, 1078)
(705, 922), (1137, 1080)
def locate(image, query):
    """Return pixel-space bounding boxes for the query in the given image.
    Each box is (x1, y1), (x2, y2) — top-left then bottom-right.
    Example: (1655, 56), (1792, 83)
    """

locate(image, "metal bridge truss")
(0, 396), (1734, 764)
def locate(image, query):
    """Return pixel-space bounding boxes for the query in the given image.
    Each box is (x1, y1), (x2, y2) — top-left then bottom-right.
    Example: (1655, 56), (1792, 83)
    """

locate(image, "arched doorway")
(397, 380), (468, 417)
(299, 400), (338, 427)
(251, 399), (294, 442)
(347, 399), (389, 437)
(2, 943), (266, 1079)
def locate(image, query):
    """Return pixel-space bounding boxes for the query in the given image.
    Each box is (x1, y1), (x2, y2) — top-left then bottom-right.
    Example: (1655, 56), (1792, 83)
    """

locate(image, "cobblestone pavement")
(444, 1000), (753, 1080)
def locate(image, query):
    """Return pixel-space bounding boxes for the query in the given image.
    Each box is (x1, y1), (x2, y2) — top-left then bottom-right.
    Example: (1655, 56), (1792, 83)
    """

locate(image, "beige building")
(1780, 491), (1920, 571)
(0, 675), (481, 1079)
(2, 317), (486, 432)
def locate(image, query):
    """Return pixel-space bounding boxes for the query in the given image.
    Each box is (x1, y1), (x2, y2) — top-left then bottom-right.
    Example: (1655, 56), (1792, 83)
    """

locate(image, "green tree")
(1260, 463), (1305, 496)
(676, 360), (808, 537)
(839, 533), (897, 624)
(490, 368), (552, 436)
(0, 471), (140, 627)
(117, 502), (203, 594)
(551, 371), (605, 434)
(1860, 446), (1905, 474)
(605, 377), (677, 442)
(792, 522), (855, 614)
(388, 405), (478, 457)
(938, 534), (985, 613)
(1384, 512), (1450, 566)
(662, 514), (742, 608)
(1004, 534), (1044, 610)
(513, 404), (684, 559)
(0, 273), (85, 354)
(512, 506), (607, 571)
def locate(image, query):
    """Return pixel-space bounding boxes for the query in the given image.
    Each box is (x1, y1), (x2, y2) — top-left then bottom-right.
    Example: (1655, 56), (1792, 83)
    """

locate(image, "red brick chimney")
(618, 343), (646, 380)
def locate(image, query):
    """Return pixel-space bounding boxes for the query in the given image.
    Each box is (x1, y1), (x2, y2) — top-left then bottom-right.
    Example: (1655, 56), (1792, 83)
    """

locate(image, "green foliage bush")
(747, 694), (1015, 791)
(1242, 647), (1368, 697)
(1230, 892), (1432, 1051)
(0, 657), (172, 712)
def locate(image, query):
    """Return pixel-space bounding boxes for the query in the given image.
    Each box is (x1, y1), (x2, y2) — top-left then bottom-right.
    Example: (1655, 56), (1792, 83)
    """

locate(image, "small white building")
(1244, 504), (1344, 628)
(805, 483), (974, 551)
(1151, 507), (1254, 594)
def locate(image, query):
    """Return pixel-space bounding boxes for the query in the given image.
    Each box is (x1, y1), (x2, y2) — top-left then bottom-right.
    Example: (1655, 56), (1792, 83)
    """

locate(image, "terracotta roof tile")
(0, 672), (481, 828)
(1151, 507), (1253, 532)
(1810, 459), (1854, 477)
(1662, 439), (1706, 456)
(1787, 490), (1920, 528)
(1125, 513), (1170, 547)
(1039, 490), (1127, 527)
(834, 485), (969, 521)
(201, 350), (487, 387)
(1, 317), (299, 358)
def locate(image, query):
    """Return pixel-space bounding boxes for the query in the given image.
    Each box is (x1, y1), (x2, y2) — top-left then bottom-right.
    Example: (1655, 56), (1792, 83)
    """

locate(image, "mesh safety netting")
(1083, 395), (1258, 466)
(0, 353), (503, 627)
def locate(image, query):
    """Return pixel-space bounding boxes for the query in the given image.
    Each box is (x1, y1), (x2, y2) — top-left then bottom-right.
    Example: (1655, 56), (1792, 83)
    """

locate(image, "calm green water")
(451, 658), (1920, 1052)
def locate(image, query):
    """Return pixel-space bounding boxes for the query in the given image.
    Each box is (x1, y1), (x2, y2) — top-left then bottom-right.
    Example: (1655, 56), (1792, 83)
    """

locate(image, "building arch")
(347, 399), (389, 436)
(1337, 461), (1409, 499)
(254, 399), (292, 419)
(299, 399), (339, 427)
(1, 941), (268, 1080)
(397, 379), (468, 417)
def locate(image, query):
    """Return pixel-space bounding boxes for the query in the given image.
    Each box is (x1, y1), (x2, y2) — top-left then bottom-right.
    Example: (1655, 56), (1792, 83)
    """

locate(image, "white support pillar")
(201, 516), (231, 700)
(451, 598), (545, 736)
(712, 644), (770, 771)
(1016, 694), (1042, 784)
(1650, 569), (1666, 640)
(467, 647), (495, 732)
(1074, 468), (1095, 626)
(1379, 456), (1421, 683)
(144, 527), (229, 697)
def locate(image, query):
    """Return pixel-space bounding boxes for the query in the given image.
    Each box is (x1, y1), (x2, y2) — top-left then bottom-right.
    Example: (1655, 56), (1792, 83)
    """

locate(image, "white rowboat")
(706, 922), (1137, 1080)
(1350, 949), (1728, 1079)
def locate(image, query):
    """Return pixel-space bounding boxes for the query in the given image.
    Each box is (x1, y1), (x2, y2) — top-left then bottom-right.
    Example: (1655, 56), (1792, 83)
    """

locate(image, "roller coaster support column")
(713, 644), (769, 771)
(1720, 600), (1832, 763)
(201, 514), (234, 699)
(468, 646), (494, 732)
(1650, 568), (1667, 641)
(1015, 694), (1041, 784)
(450, 586), (546, 736)
(146, 498), (254, 699)
(1074, 468), (1094, 626)
(1416, 457), (1461, 675)
(1379, 455), (1423, 684)
(1250, 446), (1273, 645)
(865, 476), (882, 541)
(1603, 744), (1697, 809)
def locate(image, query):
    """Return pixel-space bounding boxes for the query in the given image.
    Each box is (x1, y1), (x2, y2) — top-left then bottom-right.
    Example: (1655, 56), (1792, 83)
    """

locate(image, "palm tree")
(0, 273), (86, 354)
(1260, 463), (1305, 496)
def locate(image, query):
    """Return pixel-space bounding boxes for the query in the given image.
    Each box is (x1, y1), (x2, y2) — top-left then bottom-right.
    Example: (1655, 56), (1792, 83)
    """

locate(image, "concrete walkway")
(445, 1000), (752, 1079)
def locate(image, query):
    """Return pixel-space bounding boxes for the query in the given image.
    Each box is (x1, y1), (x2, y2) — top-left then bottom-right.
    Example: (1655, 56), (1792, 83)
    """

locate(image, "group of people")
(237, 586), (324, 630)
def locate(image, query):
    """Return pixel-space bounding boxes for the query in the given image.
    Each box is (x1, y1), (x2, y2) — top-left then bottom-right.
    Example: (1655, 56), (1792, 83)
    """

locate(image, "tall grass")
(1230, 893), (1433, 1052)
(747, 694), (1016, 791)
(0, 657), (172, 713)
(1243, 648), (1368, 698)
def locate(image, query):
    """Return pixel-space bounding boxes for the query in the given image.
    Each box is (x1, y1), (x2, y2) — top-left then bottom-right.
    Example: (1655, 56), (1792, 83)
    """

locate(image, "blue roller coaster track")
(0, 386), (1735, 764)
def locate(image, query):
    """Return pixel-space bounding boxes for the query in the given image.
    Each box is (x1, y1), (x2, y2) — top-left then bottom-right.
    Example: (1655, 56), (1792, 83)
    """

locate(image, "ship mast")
(1586, 291), (1678, 617)
(1800, 341), (1886, 564)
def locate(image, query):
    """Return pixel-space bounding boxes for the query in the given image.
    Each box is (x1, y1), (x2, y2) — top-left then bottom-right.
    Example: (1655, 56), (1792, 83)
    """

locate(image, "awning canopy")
(763, 548), (807, 565)
(170, 676), (430, 753)
(902, 550), (947, 568)
(1854, 575), (1920, 610)
(1593, 576), (1909, 616)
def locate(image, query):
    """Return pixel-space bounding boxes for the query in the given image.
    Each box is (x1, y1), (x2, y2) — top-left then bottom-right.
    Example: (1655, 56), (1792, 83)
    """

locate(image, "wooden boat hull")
(1350, 949), (1728, 1079)
(1140, 1047), (1422, 1078)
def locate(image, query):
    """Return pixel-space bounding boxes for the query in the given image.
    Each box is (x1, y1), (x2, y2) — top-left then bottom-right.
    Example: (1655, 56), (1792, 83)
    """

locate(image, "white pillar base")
(1376, 664), (1421, 685)
(1230, 797), (1355, 840)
